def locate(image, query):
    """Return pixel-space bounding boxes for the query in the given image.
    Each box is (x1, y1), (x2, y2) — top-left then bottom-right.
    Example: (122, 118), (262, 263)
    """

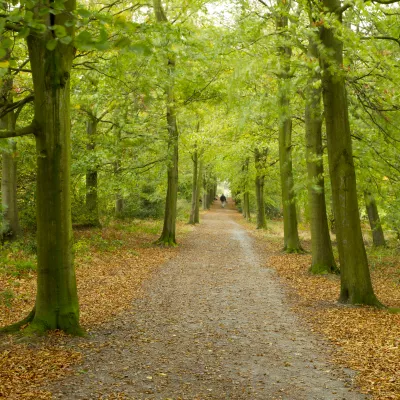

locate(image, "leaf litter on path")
(240, 217), (400, 400)
(0, 220), (189, 399)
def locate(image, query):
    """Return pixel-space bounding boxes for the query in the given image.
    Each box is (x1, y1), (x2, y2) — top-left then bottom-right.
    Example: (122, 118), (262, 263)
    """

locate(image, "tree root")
(0, 306), (35, 334)
(284, 246), (305, 254)
(309, 263), (340, 275)
(154, 237), (178, 247)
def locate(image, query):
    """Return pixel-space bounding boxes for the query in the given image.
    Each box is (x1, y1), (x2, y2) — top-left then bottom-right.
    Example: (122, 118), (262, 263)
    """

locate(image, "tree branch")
(0, 95), (34, 119)
(0, 120), (38, 138)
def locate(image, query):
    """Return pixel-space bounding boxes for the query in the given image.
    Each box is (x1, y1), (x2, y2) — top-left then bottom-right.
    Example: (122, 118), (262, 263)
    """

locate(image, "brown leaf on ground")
(0, 220), (189, 399)
(243, 219), (400, 400)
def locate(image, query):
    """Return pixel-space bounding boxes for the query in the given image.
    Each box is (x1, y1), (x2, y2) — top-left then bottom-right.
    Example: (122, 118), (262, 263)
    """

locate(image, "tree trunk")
(114, 129), (123, 217)
(203, 173), (209, 210)
(157, 123), (178, 246)
(305, 37), (337, 274)
(276, 3), (302, 253)
(1, 113), (21, 241)
(194, 159), (203, 223)
(320, 0), (380, 306)
(207, 187), (213, 208)
(364, 191), (385, 247)
(243, 192), (251, 221)
(188, 146), (198, 225)
(154, 0), (178, 246)
(24, 0), (83, 334)
(85, 118), (100, 227)
(255, 148), (267, 229)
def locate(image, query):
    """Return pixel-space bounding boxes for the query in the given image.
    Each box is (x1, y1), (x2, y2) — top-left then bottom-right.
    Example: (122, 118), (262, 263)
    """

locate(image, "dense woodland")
(0, 0), (399, 337)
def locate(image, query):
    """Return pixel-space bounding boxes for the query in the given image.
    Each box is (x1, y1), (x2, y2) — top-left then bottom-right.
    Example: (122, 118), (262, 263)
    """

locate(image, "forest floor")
(0, 203), (399, 399)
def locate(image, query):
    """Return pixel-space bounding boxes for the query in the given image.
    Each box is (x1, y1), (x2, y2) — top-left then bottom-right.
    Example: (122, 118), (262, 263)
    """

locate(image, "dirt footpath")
(48, 204), (368, 399)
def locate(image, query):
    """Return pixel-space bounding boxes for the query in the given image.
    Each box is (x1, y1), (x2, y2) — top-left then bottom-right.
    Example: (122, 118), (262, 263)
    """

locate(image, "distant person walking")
(220, 194), (227, 208)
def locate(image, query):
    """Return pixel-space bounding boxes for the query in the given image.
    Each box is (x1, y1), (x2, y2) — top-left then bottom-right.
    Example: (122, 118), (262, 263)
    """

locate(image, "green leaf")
(77, 8), (92, 18)
(24, 10), (34, 22)
(0, 48), (6, 59)
(59, 35), (72, 44)
(1, 38), (13, 49)
(114, 37), (131, 48)
(75, 30), (94, 50)
(129, 42), (152, 56)
(17, 26), (30, 38)
(54, 24), (67, 38)
(46, 38), (58, 51)
(76, 30), (92, 43)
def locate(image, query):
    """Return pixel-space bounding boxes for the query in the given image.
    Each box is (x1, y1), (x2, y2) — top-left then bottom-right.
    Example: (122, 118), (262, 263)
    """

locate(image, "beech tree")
(304, 10), (337, 274)
(319, 0), (381, 305)
(0, 0), (83, 334)
(275, 0), (302, 252)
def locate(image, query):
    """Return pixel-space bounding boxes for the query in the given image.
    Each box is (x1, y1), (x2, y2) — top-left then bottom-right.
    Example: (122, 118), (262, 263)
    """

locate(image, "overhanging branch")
(0, 120), (38, 139)
(0, 95), (34, 119)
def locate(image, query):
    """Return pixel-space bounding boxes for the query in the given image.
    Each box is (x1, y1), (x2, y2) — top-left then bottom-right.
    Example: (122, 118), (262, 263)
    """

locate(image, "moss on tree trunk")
(22, 0), (83, 334)
(320, 0), (381, 306)
(276, 3), (302, 253)
(305, 38), (337, 274)
(154, 0), (179, 247)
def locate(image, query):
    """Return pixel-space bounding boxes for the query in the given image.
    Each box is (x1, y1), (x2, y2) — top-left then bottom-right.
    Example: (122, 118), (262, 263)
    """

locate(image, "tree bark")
(85, 118), (100, 227)
(23, 0), (83, 334)
(114, 128), (123, 216)
(154, 0), (178, 246)
(1, 113), (21, 241)
(276, 2), (302, 253)
(114, 159), (124, 216)
(188, 146), (198, 225)
(194, 159), (203, 223)
(243, 191), (251, 221)
(320, 0), (380, 306)
(364, 191), (385, 247)
(255, 148), (267, 229)
(203, 172), (209, 210)
(305, 37), (337, 274)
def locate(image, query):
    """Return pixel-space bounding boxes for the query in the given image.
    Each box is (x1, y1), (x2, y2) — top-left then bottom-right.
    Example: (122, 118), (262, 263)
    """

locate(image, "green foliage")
(0, 256), (36, 278)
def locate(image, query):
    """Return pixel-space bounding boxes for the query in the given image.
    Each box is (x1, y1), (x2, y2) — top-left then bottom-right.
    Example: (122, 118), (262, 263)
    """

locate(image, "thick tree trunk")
(24, 0), (83, 334)
(320, 0), (380, 306)
(154, 0), (178, 246)
(255, 148), (267, 229)
(85, 118), (100, 227)
(1, 113), (21, 240)
(157, 121), (178, 246)
(364, 191), (385, 247)
(305, 39), (337, 274)
(276, 4), (302, 253)
(188, 147), (198, 225)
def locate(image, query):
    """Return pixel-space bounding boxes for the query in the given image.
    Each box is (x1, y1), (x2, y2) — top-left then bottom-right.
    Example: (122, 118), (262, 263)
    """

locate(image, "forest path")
(49, 202), (367, 400)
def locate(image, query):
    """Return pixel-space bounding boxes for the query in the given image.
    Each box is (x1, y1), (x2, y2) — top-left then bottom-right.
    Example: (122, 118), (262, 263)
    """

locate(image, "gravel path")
(49, 204), (368, 400)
